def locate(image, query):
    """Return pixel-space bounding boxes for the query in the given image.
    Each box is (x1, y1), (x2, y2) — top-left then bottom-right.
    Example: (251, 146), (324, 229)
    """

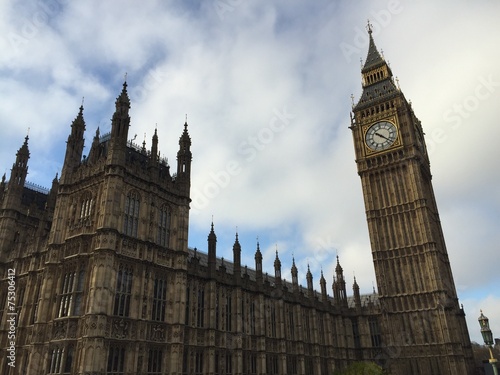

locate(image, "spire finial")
(124, 72), (128, 82)
(81, 96), (85, 107)
(366, 20), (373, 34)
(351, 94), (355, 109)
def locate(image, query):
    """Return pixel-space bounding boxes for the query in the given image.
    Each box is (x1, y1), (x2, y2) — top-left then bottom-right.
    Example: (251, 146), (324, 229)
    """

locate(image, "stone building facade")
(0, 29), (474, 374)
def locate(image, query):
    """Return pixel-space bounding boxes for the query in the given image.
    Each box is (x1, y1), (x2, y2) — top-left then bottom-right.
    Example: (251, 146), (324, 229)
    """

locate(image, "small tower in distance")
(61, 105), (85, 183)
(3, 136), (30, 209)
(107, 82), (131, 166)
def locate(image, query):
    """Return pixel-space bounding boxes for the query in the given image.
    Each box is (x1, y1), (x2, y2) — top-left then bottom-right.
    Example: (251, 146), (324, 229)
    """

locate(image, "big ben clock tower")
(350, 24), (475, 374)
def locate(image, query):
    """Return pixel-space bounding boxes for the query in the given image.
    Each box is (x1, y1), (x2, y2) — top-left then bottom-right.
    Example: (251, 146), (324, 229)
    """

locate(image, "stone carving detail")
(53, 320), (66, 339)
(112, 319), (129, 339)
(68, 320), (78, 338)
(150, 324), (165, 341)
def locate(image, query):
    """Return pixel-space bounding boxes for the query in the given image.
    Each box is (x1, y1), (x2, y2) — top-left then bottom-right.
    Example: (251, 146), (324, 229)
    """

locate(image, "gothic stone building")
(0, 30), (475, 374)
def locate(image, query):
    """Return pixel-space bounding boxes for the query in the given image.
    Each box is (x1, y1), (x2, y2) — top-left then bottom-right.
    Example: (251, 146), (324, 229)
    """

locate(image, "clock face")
(365, 121), (398, 151)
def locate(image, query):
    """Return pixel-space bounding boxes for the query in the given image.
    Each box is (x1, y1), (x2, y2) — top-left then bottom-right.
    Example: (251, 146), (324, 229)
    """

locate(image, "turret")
(0, 174), (6, 203)
(233, 232), (241, 284)
(353, 276), (361, 311)
(61, 106), (85, 182)
(274, 249), (281, 286)
(320, 270), (327, 302)
(333, 256), (347, 308)
(87, 127), (102, 164)
(176, 121), (191, 187)
(306, 264), (314, 297)
(3, 136), (30, 208)
(46, 173), (59, 212)
(150, 128), (159, 166)
(108, 82), (131, 165)
(207, 221), (216, 276)
(255, 241), (263, 284)
(291, 257), (299, 292)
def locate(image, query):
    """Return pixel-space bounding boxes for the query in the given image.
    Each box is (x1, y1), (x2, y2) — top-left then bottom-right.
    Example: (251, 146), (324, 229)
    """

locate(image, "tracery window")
(225, 293), (232, 332)
(147, 348), (163, 375)
(124, 191), (140, 237)
(197, 286), (205, 328)
(369, 317), (382, 347)
(157, 205), (171, 247)
(114, 265), (133, 317)
(48, 345), (73, 374)
(195, 351), (204, 375)
(107, 346), (125, 374)
(80, 193), (93, 220)
(151, 276), (167, 321)
(58, 268), (85, 318)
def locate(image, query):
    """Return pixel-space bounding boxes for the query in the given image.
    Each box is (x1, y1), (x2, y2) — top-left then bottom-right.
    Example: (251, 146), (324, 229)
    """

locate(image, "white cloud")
(0, 0), (499, 345)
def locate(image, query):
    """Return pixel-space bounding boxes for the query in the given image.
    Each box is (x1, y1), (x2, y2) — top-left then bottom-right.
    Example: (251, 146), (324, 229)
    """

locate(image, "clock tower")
(350, 24), (475, 374)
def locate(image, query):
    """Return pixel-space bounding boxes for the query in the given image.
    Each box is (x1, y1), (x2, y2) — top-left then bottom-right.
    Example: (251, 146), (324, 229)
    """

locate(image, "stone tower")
(350, 24), (475, 374)
(25, 82), (192, 374)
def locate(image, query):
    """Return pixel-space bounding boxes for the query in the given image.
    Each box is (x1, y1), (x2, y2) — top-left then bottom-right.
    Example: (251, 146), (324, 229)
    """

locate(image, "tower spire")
(291, 256), (298, 291)
(3, 136), (30, 208)
(255, 239), (263, 284)
(61, 105), (86, 182)
(274, 247), (282, 284)
(233, 231), (241, 283)
(108, 82), (131, 165)
(361, 20), (385, 74)
(176, 119), (192, 189)
(208, 219), (217, 276)
(150, 128), (159, 166)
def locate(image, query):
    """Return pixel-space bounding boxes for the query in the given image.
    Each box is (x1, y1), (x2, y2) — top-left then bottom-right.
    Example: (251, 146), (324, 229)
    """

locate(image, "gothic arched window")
(58, 267), (85, 318)
(158, 205), (171, 247)
(114, 264), (133, 317)
(124, 191), (140, 237)
(80, 192), (93, 221)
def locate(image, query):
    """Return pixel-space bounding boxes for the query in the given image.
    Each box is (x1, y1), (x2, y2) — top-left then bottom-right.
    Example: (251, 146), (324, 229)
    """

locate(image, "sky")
(0, 0), (499, 344)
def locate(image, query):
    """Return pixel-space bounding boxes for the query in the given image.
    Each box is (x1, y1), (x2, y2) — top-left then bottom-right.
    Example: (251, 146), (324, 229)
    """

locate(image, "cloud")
(0, 0), (498, 344)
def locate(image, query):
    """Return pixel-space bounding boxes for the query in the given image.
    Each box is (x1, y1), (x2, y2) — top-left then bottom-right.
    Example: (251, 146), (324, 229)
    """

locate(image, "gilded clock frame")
(362, 116), (402, 157)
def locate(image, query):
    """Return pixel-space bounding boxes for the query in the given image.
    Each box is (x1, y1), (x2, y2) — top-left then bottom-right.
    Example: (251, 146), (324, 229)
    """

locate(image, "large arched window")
(58, 267), (85, 318)
(158, 205), (171, 247)
(114, 264), (133, 317)
(80, 192), (93, 221)
(124, 191), (140, 237)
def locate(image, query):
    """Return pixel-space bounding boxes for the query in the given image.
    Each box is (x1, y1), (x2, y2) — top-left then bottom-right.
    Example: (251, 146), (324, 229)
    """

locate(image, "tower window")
(147, 348), (163, 375)
(250, 300), (256, 335)
(352, 319), (361, 348)
(369, 317), (382, 347)
(80, 193), (93, 220)
(151, 277), (167, 322)
(197, 286), (205, 328)
(47, 345), (73, 374)
(58, 268), (85, 318)
(114, 265), (133, 317)
(195, 351), (204, 375)
(225, 293), (232, 331)
(124, 191), (140, 237)
(107, 346), (125, 374)
(270, 304), (276, 338)
(157, 205), (171, 247)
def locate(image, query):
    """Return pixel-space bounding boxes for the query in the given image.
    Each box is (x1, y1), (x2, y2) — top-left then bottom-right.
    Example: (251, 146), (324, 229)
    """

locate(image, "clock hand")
(375, 132), (390, 141)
